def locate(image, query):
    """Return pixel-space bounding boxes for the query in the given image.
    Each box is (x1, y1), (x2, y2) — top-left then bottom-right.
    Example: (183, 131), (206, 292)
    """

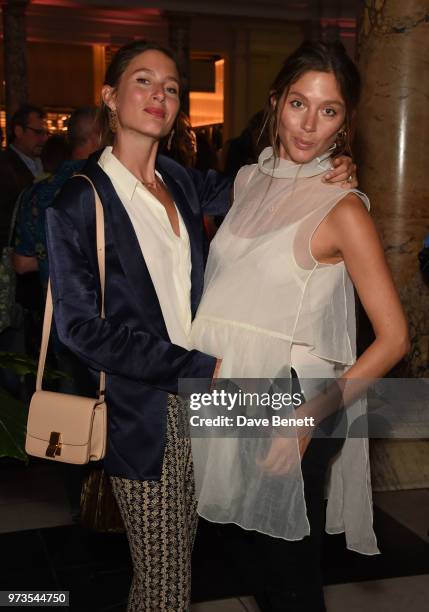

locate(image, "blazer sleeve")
(186, 167), (233, 216)
(45, 182), (217, 394)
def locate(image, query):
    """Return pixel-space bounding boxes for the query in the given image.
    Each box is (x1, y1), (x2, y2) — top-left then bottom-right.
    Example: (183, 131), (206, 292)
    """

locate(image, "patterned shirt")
(14, 159), (86, 291)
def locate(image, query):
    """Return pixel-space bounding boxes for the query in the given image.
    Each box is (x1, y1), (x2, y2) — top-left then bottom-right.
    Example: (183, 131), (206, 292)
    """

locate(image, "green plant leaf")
(0, 388), (28, 462)
(0, 352), (71, 381)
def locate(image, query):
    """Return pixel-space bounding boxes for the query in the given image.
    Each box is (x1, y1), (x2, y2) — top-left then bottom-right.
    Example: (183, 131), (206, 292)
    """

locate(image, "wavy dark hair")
(262, 40), (361, 158)
(98, 39), (181, 146)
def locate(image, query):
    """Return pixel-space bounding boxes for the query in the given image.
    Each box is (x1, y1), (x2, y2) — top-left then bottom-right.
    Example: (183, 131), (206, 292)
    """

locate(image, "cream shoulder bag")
(25, 175), (107, 464)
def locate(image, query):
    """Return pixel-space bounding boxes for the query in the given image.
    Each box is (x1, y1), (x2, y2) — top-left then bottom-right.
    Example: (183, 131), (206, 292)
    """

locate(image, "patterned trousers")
(110, 395), (197, 612)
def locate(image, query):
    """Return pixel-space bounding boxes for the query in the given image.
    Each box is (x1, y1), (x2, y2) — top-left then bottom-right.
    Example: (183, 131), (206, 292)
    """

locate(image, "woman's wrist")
(210, 358), (222, 390)
(296, 380), (346, 427)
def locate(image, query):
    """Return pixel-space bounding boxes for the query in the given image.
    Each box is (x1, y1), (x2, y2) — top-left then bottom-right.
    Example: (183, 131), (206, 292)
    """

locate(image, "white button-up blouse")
(98, 146), (192, 350)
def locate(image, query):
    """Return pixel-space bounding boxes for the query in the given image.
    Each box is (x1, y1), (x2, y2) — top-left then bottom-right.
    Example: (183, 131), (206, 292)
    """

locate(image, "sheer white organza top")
(189, 147), (379, 555)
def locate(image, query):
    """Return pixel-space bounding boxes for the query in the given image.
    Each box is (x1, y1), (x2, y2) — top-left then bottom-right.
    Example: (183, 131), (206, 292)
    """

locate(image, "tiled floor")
(0, 460), (73, 533)
(191, 574), (429, 611)
(191, 597), (260, 611)
(373, 489), (429, 543)
(1, 460), (428, 611)
(324, 574), (429, 612)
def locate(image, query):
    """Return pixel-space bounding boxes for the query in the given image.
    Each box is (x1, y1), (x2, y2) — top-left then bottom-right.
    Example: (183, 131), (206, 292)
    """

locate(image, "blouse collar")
(99, 146), (163, 200)
(258, 146), (334, 178)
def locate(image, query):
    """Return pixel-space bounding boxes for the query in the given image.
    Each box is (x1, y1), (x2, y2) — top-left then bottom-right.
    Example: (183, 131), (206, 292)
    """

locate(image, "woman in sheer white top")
(190, 41), (409, 612)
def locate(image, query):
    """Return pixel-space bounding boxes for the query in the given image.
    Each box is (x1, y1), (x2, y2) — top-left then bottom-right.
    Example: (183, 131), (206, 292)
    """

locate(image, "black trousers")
(253, 371), (346, 612)
(253, 436), (344, 612)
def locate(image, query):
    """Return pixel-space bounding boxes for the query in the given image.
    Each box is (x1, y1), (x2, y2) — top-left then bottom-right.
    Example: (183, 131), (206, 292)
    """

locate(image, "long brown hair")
(262, 41), (361, 158)
(98, 40), (181, 147)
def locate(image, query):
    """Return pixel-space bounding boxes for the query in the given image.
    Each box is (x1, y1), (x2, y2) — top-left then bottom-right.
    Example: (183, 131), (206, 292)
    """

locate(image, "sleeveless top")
(190, 147), (379, 555)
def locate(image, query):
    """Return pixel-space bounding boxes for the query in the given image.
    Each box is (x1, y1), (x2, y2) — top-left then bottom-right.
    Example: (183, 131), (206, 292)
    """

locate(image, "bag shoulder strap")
(36, 174), (106, 396)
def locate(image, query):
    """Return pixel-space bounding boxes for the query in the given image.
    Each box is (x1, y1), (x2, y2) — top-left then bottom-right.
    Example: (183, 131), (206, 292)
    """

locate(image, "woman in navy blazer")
(46, 41), (229, 611)
(46, 40), (356, 611)
(46, 138), (228, 482)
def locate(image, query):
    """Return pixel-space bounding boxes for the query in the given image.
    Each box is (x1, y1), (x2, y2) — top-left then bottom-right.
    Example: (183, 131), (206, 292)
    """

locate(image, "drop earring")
(109, 110), (118, 133)
(167, 129), (175, 151)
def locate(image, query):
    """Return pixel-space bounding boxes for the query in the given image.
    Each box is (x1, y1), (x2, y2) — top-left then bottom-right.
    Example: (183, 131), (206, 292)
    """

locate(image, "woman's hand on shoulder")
(322, 155), (357, 188)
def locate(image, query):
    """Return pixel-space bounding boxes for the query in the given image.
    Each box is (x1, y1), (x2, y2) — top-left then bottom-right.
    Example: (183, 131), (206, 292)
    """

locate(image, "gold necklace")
(141, 176), (159, 190)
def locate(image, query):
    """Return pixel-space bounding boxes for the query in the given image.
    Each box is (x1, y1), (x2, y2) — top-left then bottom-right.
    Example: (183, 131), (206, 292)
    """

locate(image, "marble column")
(356, 0), (429, 377)
(356, 0), (429, 492)
(167, 12), (190, 116)
(1, 0), (29, 132)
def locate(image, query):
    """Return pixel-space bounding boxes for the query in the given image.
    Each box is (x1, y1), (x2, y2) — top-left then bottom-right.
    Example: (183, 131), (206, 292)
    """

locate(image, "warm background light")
(190, 59), (224, 128)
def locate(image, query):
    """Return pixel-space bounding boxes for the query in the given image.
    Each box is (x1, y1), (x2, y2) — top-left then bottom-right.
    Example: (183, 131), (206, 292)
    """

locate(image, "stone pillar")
(356, 0), (429, 492)
(167, 13), (190, 115)
(356, 0), (429, 377)
(1, 0), (29, 134)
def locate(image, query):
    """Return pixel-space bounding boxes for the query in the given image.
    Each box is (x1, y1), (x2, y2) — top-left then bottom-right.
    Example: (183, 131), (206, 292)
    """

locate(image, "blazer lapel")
(85, 160), (166, 327)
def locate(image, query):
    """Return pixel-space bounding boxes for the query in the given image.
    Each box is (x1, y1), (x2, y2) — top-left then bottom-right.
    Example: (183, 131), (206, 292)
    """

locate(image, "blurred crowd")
(0, 105), (99, 397)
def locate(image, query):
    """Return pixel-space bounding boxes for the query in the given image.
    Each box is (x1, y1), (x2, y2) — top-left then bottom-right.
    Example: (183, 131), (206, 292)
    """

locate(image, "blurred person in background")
(0, 105), (49, 363)
(14, 134), (70, 352)
(0, 104), (48, 248)
(38, 133), (70, 177)
(160, 110), (197, 168)
(10, 110), (97, 359)
(222, 110), (267, 177)
(195, 129), (218, 172)
(13, 107), (99, 292)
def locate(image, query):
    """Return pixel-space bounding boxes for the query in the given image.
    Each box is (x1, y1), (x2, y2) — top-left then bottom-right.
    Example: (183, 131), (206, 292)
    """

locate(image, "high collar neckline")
(258, 146), (333, 178)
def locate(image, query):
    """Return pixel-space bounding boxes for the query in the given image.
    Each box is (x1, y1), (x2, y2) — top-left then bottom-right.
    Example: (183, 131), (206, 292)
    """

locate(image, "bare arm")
(302, 194), (409, 426)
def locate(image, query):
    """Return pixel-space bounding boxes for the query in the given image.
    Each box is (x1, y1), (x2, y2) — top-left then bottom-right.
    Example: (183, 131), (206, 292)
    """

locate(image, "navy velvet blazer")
(45, 151), (231, 480)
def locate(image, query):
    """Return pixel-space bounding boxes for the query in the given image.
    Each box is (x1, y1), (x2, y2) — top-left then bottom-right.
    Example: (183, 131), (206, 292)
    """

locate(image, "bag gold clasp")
(46, 432), (62, 457)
